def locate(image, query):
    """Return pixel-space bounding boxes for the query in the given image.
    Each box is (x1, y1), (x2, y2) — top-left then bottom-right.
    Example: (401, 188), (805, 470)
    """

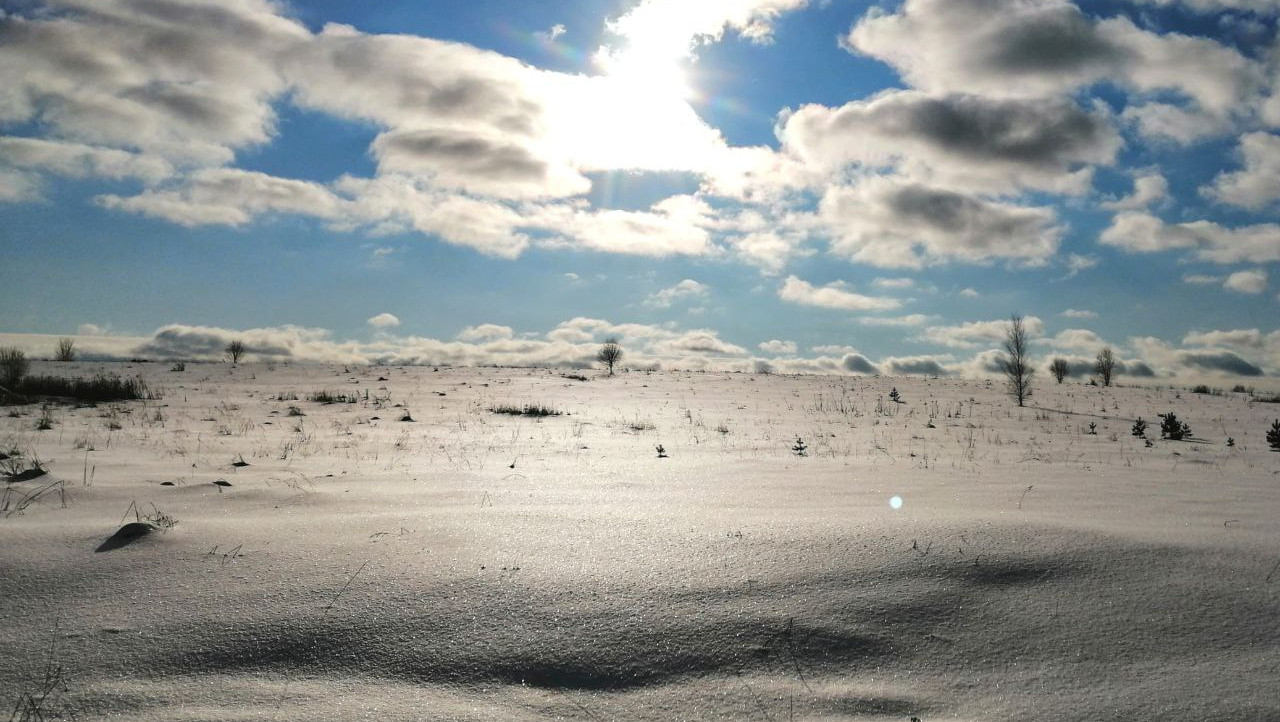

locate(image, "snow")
(2, 362), (1278, 720)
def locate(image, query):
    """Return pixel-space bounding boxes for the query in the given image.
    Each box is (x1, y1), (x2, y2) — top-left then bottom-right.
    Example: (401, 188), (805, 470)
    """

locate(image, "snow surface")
(2, 362), (1279, 720)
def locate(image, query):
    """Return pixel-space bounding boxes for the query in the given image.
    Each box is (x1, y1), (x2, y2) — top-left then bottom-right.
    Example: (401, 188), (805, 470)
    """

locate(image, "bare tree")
(999, 314), (1035, 407)
(54, 337), (75, 362)
(225, 339), (246, 364)
(597, 337), (623, 375)
(1049, 358), (1069, 384)
(1095, 346), (1116, 387)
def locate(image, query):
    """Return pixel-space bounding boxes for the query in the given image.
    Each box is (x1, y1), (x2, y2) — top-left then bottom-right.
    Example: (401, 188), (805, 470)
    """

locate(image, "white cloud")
(1182, 328), (1266, 349)
(758, 339), (798, 355)
(1203, 132), (1280, 210)
(1060, 309), (1098, 319)
(920, 316), (1046, 349)
(456, 324), (514, 342)
(779, 89), (1120, 196)
(643, 279), (710, 308)
(1101, 171), (1169, 211)
(858, 314), (933, 327)
(1101, 212), (1280, 264)
(0, 168), (42, 203)
(872, 277), (915, 289)
(1063, 253), (1099, 278)
(77, 323), (108, 336)
(0, 136), (173, 183)
(367, 313), (400, 328)
(1041, 328), (1107, 352)
(1183, 273), (1222, 285)
(97, 167), (345, 227)
(1224, 269), (1268, 294)
(811, 344), (861, 355)
(818, 176), (1062, 268)
(959, 288), (980, 298)
(778, 275), (901, 311)
(847, 0), (1263, 125)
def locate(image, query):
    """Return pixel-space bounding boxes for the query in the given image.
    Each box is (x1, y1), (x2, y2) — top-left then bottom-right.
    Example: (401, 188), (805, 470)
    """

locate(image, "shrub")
(1132, 418), (1147, 438)
(307, 390), (357, 404)
(1267, 419), (1280, 451)
(18, 374), (151, 403)
(54, 338), (75, 362)
(0, 347), (30, 392)
(1049, 358), (1069, 384)
(1159, 412), (1191, 441)
(491, 404), (561, 417)
(225, 340), (246, 364)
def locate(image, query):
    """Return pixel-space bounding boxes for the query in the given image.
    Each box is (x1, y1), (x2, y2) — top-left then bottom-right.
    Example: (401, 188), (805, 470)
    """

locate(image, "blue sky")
(1, 0), (1279, 380)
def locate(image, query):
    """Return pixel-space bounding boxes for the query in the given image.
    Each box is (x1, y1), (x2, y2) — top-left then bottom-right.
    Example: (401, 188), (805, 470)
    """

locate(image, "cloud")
(0, 0), (308, 166)
(1101, 170), (1169, 211)
(842, 353), (879, 374)
(1224, 269), (1268, 294)
(1060, 309), (1098, 319)
(0, 168), (42, 203)
(811, 344), (860, 355)
(97, 167), (345, 227)
(920, 316), (1046, 349)
(872, 277), (915, 289)
(1124, 0), (1280, 13)
(846, 0), (1263, 125)
(0, 136), (173, 183)
(367, 313), (400, 328)
(1062, 253), (1099, 278)
(77, 323), (108, 336)
(959, 288), (980, 298)
(1101, 212), (1280, 264)
(779, 89), (1120, 195)
(1182, 328), (1265, 349)
(1180, 350), (1264, 376)
(884, 355), (951, 376)
(650, 330), (748, 357)
(456, 324), (514, 342)
(1203, 132), (1280, 210)
(777, 275), (901, 311)
(644, 279), (710, 308)
(1183, 273), (1222, 285)
(758, 339), (798, 355)
(858, 314), (933, 327)
(1041, 328), (1107, 352)
(818, 177), (1063, 268)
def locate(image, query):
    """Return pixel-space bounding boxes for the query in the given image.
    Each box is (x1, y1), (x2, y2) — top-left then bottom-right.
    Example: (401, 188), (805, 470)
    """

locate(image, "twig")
(324, 560), (370, 612)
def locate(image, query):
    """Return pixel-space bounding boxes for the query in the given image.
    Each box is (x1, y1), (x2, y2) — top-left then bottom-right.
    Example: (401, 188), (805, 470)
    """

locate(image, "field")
(2, 362), (1279, 720)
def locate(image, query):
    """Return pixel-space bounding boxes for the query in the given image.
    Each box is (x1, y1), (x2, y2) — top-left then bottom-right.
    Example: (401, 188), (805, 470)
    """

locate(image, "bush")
(307, 390), (357, 404)
(1159, 412), (1191, 441)
(0, 347), (30, 392)
(1267, 419), (1280, 451)
(54, 338), (75, 362)
(491, 403), (561, 417)
(1132, 418), (1147, 438)
(18, 374), (151, 403)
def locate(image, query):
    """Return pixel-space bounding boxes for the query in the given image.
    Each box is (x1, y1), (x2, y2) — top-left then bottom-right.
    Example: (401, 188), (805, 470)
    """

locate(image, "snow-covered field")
(2, 362), (1279, 720)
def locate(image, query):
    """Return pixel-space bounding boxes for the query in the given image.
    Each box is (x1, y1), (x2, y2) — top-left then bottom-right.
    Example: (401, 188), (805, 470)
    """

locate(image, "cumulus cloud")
(1180, 350), (1265, 376)
(1183, 273), (1222, 285)
(842, 353), (879, 374)
(97, 168), (345, 227)
(1041, 328), (1107, 352)
(1182, 328), (1266, 349)
(959, 288), (980, 298)
(818, 177), (1063, 268)
(1061, 309), (1098, 319)
(779, 90), (1120, 195)
(1224, 269), (1268, 294)
(920, 316), (1046, 349)
(884, 356), (951, 376)
(872, 277), (915, 289)
(1203, 132), (1280, 210)
(777, 275), (901, 311)
(456, 324), (514, 342)
(1101, 170), (1169, 211)
(1101, 212), (1280, 264)
(367, 313), (400, 328)
(847, 0), (1263, 127)
(644, 279), (710, 308)
(0, 136), (172, 183)
(758, 339), (798, 355)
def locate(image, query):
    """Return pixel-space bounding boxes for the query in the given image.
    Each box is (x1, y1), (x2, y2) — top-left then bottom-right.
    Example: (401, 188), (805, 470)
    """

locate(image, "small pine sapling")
(1159, 412), (1191, 441)
(1087, 422), (1097, 435)
(1227, 437), (1235, 448)
(889, 387), (902, 403)
(655, 444), (667, 458)
(1132, 418), (1147, 438)
(1267, 419), (1280, 451)
(792, 437), (808, 456)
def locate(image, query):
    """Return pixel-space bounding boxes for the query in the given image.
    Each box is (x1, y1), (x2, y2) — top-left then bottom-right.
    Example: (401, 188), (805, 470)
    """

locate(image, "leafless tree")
(597, 337), (623, 375)
(54, 337), (76, 362)
(999, 314), (1034, 407)
(1095, 346), (1116, 387)
(225, 339), (246, 364)
(0, 346), (30, 392)
(1049, 358), (1069, 384)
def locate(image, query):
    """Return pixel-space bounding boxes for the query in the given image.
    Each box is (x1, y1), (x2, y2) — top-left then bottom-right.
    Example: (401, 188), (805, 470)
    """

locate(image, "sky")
(1, 0), (1279, 382)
